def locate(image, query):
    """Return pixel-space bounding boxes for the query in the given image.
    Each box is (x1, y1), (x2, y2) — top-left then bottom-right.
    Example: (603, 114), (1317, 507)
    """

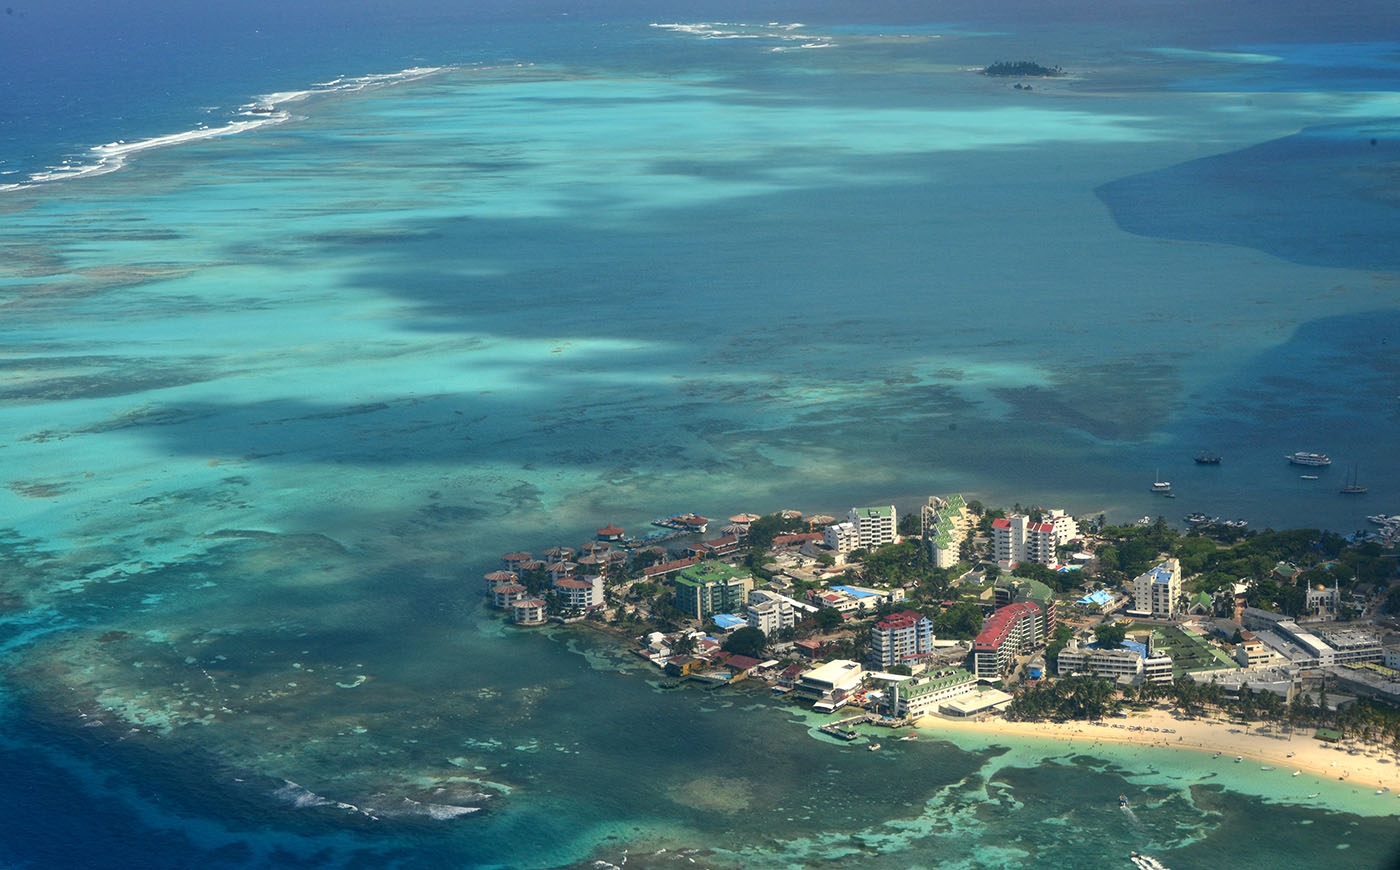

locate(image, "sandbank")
(915, 707), (1400, 795)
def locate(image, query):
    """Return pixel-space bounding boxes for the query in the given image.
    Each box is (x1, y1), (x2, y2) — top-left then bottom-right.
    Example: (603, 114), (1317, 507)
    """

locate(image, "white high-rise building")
(921, 494), (972, 569)
(1131, 559), (1182, 618)
(991, 510), (1078, 569)
(849, 505), (897, 550)
(823, 521), (859, 553)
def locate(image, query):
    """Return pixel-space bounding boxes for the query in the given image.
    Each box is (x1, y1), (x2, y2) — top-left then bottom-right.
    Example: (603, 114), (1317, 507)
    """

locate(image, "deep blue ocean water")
(2, 1), (1399, 867)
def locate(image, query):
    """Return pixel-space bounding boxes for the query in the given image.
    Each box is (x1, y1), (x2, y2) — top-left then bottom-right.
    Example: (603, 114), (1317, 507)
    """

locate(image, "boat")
(1286, 451), (1331, 466)
(1300, 475), (1319, 480)
(1307, 792), (1320, 798)
(898, 733), (918, 741)
(1340, 466), (1366, 494)
(1194, 453), (1222, 464)
(1118, 794), (1128, 807)
(1151, 470), (1171, 493)
(1130, 851), (1168, 870)
(1261, 766), (1275, 770)
(1293, 770), (1301, 776)
(867, 743), (882, 751)
(249, 105), (276, 114)
(1234, 756), (1243, 763)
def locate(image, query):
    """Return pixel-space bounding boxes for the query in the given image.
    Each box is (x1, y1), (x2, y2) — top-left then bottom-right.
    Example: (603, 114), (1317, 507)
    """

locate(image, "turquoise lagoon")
(1, 8), (1398, 869)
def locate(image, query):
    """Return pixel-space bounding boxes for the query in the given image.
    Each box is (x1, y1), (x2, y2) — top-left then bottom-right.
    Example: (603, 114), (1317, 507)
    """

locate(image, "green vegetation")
(1092, 622), (1127, 650)
(722, 626), (767, 658)
(814, 608), (844, 632)
(983, 60), (1064, 77)
(1006, 675), (1116, 721)
(933, 601), (984, 639)
(744, 512), (806, 551)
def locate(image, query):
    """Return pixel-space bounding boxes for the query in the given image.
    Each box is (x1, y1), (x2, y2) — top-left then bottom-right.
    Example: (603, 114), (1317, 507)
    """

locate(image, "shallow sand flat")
(918, 707), (1400, 795)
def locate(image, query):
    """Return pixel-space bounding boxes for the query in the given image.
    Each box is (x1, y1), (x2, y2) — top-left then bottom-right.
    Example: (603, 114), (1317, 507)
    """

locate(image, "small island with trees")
(982, 60), (1064, 77)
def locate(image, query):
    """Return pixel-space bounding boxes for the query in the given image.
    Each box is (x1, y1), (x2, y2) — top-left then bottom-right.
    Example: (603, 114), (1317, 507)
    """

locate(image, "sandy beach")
(915, 707), (1400, 794)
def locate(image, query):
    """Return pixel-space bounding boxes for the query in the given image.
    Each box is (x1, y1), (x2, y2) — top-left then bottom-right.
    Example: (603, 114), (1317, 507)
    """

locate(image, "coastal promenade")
(915, 708), (1400, 794)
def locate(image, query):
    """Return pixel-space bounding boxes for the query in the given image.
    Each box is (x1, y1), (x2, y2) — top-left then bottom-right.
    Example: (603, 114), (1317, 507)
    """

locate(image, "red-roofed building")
(554, 575), (604, 610)
(772, 532), (824, 548)
(872, 609), (935, 668)
(510, 597), (548, 626)
(643, 555), (701, 579)
(596, 524), (625, 541)
(722, 654), (762, 676)
(991, 511), (1078, 568)
(484, 570), (518, 588)
(971, 602), (1044, 679)
(500, 552), (532, 572)
(491, 583), (528, 608)
(686, 535), (740, 558)
(546, 561), (577, 582)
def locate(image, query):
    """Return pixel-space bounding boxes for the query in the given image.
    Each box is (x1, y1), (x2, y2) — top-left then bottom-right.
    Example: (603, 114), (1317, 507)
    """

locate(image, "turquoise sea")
(1, 1), (1398, 867)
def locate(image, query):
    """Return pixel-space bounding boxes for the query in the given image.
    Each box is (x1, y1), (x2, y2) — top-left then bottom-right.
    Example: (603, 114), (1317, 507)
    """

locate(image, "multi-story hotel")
(991, 510), (1078, 568)
(871, 609), (936, 669)
(970, 601), (1044, 679)
(921, 494), (972, 569)
(1130, 559), (1181, 618)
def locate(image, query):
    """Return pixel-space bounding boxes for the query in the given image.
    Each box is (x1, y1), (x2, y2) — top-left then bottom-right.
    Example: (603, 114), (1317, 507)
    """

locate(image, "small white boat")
(1234, 756), (1243, 763)
(1261, 766), (1275, 770)
(1293, 771), (1301, 776)
(867, 743), (881, 751)
(1300, 474), (1319, 480)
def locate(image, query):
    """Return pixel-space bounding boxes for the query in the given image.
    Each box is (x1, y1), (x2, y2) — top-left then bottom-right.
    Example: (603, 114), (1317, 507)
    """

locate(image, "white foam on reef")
(651, 21), (813, 43)
(395, 797), (482, 819)
(274, 780), (334, 809)
(0, 65), (446, 194)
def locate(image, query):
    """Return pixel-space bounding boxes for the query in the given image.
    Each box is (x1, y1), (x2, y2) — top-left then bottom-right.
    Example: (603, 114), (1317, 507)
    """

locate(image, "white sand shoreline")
(915, 707), (1400, 795)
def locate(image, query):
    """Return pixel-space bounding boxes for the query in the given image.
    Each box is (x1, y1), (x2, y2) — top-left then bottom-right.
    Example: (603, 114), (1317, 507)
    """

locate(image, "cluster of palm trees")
(1006, 675), (1118, 721)
(1008, 673), (1400, 756)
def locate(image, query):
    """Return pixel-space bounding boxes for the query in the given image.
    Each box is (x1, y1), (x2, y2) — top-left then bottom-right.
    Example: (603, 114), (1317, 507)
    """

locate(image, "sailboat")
(1340, 466), (1366, 495)
(1151, 469), (1171, 494)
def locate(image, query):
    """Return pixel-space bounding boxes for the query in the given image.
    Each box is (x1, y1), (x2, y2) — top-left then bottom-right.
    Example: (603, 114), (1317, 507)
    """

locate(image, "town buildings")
(871, 609), (936, 669)
(1130, 558), (1182, 618)
(990, 510), (1078, 568)
(883, 668), (976, 718)
(1242, 608), (1384, 667)
(792, 659), (866, 712)
(554, 574), (605, 610)
(673, 562), (754, 620)
(1055, 639), (1174, 685)
(825, 505), (898, 554)
(970, 601), (1044, 679)
(746, 594), (797, 636)
(921, 494), (972, 569)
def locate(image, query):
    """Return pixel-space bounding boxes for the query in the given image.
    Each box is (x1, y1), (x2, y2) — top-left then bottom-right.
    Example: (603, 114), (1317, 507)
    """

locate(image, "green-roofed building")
(920, 495), (972, 569)
(673, 562), (754, 620)
(1189, 591), (1213, 615)
(995, 576), (1058, 628)
(885, 667), (976, 718)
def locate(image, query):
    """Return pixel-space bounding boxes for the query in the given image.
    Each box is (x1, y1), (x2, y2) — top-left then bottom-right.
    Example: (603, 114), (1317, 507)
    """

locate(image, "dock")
(819, 714), (873, 740)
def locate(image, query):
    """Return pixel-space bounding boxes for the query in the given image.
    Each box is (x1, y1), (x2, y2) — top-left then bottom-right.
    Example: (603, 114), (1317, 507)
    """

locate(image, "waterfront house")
(484, 570), (518, 589)
(881, 668), (976, 718)
(500, 552), (532, 573)
(554, 575), (604, 610)
(510, 598), (548, 626)
(596, 524), (625, 541)
(492, 583), (528, 608)
(793, 659), (866, 711)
